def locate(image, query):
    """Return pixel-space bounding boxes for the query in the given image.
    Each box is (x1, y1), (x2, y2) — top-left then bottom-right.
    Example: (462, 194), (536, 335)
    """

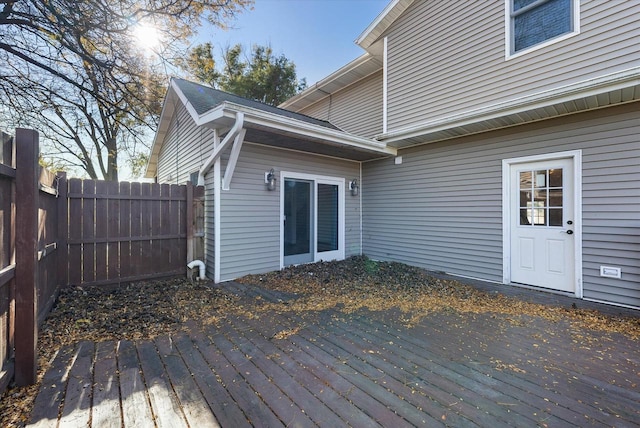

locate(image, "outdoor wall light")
(349, 179), (359, 196)
(265, 168), (276, 191)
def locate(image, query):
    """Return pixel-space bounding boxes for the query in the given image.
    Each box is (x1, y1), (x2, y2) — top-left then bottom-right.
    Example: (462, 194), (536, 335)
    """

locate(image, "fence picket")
(81, 180), (96, 284)
(106, 180), (120, 281)
(1, 127), (204, 390)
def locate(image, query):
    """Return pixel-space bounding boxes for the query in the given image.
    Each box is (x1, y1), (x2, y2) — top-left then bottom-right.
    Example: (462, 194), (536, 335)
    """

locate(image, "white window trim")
(504, 0), (581, 60)
(279, 171), (346, 269)
(502, 150), (583, 298)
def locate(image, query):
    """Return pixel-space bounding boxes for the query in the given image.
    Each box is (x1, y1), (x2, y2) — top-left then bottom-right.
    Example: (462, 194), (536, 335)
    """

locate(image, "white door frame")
(280, 171), (345, 269)
(502, 150), (583, 297)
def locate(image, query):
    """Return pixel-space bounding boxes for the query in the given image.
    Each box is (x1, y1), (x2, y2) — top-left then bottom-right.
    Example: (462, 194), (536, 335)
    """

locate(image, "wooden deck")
(28, 281), (639, 427)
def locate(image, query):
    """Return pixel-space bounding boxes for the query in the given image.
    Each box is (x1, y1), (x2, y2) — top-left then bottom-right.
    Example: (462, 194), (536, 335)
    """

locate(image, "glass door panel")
(317, 184), (338, 252)
(284, 179), (313, 265)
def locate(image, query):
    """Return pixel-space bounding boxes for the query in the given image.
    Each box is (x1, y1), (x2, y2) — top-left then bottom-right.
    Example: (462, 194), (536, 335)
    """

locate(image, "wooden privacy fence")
(0, 128), (203, 390)
(64, 179), (201, 287)
(0, 129), (63, 388)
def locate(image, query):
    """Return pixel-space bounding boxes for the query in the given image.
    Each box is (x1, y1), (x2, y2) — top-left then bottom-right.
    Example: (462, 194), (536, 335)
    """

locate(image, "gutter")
(377, 66), (640, 145)
(201, 101), (396, 157)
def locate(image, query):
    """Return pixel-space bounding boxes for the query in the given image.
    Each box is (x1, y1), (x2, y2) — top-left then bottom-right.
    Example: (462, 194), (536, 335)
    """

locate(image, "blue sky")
(196, 0), (390, 85)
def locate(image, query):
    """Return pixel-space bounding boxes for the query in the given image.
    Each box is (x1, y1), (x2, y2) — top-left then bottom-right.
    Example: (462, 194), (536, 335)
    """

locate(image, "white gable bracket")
(222, 128), (246, 190)
(197, 112), (245, 187)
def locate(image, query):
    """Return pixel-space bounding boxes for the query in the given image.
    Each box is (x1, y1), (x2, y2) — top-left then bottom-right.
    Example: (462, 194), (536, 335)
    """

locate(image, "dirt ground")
(1, 256), (638, 427)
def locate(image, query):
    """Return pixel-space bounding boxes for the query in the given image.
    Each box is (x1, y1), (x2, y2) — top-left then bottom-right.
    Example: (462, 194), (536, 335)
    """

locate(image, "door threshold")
(510, 282), (576, 297)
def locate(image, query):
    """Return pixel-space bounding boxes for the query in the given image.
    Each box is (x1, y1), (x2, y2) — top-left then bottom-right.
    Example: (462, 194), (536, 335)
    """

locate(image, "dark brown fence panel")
(64, 179), (192, 287)
(36, 168), (61, 325)
(0, 130), (16, 392)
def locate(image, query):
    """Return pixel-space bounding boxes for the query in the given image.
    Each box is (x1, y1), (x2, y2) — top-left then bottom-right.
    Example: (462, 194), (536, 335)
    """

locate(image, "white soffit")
(356, 0), (415, 50)
(379, 67), (640, 149)
(279, 54), (383, 112)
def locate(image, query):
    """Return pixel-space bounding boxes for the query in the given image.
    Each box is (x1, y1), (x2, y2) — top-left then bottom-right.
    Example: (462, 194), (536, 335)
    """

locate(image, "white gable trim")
(356, 0), (415, 50)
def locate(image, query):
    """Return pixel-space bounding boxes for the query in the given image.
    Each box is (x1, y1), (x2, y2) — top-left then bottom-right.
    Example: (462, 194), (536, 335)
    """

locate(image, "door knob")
(566, 230), (573, 235)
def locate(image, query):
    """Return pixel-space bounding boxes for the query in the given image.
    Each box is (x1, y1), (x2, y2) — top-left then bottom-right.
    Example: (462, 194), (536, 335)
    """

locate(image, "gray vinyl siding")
(299, 70), (383, 138)
(156, 103), (215, 184)
(384, 0), (640, 131)
(218, 143), (361, 282)
(204, 171), (215, 280)
(363, 103), (640, 308)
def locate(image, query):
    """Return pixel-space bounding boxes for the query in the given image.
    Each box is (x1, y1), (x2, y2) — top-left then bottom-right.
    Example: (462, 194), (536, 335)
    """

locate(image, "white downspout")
(187, 260), (206, 280)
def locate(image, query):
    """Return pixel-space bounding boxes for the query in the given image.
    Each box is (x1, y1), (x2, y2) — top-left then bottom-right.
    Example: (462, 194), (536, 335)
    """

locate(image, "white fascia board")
(168, 79), (201, 125)
(144, 84), (176, 178)
(216, 101), (397, 156)
(280, 54), (382, 110)
(195, 105), (227, 126)
(356, 0), (403, 48)
(379, 67), (640, 144)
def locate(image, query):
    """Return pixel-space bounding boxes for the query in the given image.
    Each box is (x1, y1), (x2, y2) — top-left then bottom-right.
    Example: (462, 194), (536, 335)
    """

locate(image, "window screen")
(512, 0), (573, 53)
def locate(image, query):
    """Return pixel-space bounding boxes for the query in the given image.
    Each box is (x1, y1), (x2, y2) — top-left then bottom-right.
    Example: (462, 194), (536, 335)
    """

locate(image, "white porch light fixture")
(349, 179), (359, 196)
(265, 168), (276, 191)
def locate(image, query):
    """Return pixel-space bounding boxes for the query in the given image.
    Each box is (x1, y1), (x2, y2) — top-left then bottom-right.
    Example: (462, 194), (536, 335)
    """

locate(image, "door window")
(317, 184), (338, 252)
(519, 168), (563, 227)
(284, 179), (312, 258)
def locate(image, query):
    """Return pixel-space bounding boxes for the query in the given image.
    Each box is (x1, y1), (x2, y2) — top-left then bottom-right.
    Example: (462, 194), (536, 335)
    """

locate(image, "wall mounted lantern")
(349, 179), (359, 196)
(265, 168), (276, 191)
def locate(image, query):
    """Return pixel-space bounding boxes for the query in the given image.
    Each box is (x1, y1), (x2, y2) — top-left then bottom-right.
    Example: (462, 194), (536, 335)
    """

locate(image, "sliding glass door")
(282, 173), (344, 267)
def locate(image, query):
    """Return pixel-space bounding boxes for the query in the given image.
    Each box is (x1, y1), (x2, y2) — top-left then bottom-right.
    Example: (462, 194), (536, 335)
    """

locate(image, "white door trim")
(280, 171), (345, 269)
(502, 150), (583, 297)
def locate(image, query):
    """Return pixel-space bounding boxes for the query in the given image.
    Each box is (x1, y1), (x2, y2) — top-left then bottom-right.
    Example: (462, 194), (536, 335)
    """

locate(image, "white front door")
(509, 157), (576, 292)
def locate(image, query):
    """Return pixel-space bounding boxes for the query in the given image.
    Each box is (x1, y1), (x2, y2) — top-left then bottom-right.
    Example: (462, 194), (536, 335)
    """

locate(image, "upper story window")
(507, 0), (579, 56)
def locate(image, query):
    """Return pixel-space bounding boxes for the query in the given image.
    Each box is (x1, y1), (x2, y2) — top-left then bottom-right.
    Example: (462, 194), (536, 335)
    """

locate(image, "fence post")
(14, 128), (38, 386)
(186, 182), (194, 264)
(56, 172), (68, 288)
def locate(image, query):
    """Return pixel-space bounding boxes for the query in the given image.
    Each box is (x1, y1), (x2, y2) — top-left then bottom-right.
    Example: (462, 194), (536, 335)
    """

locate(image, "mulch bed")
(1, 256), (638, 427)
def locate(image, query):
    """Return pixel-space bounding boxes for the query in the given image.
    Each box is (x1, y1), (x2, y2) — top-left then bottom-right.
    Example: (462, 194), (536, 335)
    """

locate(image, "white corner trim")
(383, 36), (388, 134)
(502, 150), (583, 298)
(359, 162), (363, 256)
(213, 153), (221, 284)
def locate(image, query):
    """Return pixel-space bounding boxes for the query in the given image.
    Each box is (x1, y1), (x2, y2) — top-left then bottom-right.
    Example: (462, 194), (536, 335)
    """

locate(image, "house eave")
(279, 54), (383, 112)
(378, 67), (640, 148)
(356, 0), (415, 50)
(206, 101), (397, 158)
(146, 81), (397, 179)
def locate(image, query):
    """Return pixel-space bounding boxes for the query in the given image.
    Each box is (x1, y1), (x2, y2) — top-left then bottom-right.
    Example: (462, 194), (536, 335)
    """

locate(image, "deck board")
(117, 340), (155, 428)
(155, 335), (221, 428)
(227, 314), (385, 428)
(91, 341), (122, 428)
(28, 345), (77, 428)
(136, 340), (189, 428)
(27, 280), (639, 428)
(57, 341), (94, 428)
